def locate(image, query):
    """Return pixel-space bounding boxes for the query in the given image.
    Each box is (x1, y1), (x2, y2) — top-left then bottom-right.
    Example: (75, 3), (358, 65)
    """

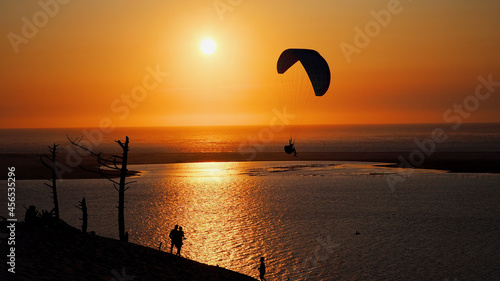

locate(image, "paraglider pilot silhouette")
(277, 48), (331, 156)
(284, 138), (297, 157)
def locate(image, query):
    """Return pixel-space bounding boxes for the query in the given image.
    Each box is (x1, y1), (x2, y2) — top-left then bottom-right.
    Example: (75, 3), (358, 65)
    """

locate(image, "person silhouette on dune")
(175, 226), (186, 256)
(169, 225), (179, 254)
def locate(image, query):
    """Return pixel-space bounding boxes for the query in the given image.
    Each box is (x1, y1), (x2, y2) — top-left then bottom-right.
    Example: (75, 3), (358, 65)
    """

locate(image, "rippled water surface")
(4, 161), (500, 280)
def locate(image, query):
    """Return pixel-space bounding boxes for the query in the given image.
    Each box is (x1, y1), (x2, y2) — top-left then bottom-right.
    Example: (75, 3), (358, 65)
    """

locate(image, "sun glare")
(201, 39), (216, 55)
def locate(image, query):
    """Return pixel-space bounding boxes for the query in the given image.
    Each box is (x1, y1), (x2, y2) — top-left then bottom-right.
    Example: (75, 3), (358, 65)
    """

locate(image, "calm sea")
(1, 123), (500, 154)
(1, 124), (499, 280)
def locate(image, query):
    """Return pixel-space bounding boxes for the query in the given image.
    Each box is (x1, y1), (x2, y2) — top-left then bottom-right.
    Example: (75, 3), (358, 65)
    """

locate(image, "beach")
(2, 151), (500, 180)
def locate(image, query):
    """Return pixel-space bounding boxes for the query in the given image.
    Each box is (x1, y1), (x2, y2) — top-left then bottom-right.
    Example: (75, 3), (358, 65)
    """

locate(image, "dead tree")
(40, 143), (60, 220)
(68, 136), (135, 242)
(76, 197), (88, 233)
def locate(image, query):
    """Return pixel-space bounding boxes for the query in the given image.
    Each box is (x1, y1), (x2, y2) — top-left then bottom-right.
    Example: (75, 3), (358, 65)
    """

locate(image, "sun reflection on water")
(136, 162), (261, 272)
(127, 161), (467, 279)
(178, 162), (257, 267)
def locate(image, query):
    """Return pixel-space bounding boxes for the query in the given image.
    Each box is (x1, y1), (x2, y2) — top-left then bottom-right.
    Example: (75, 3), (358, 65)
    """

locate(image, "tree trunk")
(81, 197), (87, 233)
(51, 144), (60, 220)
(118, 136), (129, 242)
(67, 135), (133, 242)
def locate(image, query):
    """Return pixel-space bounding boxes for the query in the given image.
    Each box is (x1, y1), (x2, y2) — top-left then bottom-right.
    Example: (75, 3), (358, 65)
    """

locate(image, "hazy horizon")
(2, 123), (499, 156)
(2, 121), (500, 130)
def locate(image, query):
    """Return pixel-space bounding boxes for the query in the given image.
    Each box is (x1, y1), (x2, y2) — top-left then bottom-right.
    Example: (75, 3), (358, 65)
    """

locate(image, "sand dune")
(0, 221), (257, 281)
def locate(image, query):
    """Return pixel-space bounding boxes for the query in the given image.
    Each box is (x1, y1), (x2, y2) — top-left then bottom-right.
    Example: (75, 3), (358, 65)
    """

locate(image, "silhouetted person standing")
(169, 225), (179, 254)
(258, 257), (267, 281)
(24, 205), (38, 225)
(175, 226), (186, 256)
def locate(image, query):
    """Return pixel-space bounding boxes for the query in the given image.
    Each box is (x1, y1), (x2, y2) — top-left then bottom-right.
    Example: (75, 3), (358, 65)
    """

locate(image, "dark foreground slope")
(0, 221), (256, 281)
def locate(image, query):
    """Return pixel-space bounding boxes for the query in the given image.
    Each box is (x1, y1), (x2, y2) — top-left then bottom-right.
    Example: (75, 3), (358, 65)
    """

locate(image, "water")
(2, 161), (499, 280)
(1, 123), (500, 154)
(1, 124), (499, 279)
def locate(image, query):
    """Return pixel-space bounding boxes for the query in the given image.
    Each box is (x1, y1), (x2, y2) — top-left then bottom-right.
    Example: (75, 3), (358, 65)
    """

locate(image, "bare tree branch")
(40, 155), (51, 169)
(67, 136), (100, 158)
(100, 172), (120, 185)
(68, 135), (132, 242)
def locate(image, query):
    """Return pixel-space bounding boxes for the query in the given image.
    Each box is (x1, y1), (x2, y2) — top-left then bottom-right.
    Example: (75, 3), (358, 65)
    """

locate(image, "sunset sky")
(1, 0), (499, 128)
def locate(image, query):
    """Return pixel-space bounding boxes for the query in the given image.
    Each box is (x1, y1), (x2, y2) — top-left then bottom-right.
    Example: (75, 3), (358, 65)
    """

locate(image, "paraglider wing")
(277, 48), (331, 96)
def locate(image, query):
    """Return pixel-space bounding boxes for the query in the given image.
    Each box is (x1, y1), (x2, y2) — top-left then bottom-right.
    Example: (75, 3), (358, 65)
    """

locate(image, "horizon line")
(1, 121), (500, 130)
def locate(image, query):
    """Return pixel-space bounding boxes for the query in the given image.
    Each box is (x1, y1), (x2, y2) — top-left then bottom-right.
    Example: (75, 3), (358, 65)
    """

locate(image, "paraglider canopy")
(277, 48), (331, 156)
(277, 48), (331, 96)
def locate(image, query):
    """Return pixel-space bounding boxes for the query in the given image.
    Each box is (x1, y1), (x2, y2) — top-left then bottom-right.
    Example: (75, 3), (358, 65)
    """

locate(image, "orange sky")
(1, 0), (500, 128)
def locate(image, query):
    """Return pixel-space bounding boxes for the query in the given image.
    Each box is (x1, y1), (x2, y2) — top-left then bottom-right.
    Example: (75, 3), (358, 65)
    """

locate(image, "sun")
(200, 39), (216, 55)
